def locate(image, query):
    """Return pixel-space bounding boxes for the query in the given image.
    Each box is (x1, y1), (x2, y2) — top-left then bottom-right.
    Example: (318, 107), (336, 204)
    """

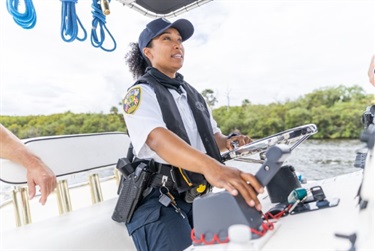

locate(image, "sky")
(0, 0), (374, 116)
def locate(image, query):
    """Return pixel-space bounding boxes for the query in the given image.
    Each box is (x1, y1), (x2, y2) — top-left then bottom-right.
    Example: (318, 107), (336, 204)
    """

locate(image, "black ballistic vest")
(134, 68), (222, 191)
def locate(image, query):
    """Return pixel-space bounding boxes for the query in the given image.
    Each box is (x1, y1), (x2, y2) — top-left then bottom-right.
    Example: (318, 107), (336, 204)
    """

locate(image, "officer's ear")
(143, 47), (152, 61)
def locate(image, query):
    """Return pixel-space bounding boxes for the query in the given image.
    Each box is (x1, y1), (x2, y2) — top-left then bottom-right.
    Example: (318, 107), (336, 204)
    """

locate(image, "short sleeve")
(208, 104), (221, 135)
(122, 84), (166, 156)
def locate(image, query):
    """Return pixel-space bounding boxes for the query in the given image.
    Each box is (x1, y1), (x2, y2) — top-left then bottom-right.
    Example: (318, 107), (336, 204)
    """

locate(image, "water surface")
(228, 139), (365, 181)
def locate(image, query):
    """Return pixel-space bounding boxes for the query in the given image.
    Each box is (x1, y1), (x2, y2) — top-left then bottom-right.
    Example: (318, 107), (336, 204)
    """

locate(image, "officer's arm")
(146, 127), (263, 209)
(214, 132), (230, 152)
(147, 127), (219, 172)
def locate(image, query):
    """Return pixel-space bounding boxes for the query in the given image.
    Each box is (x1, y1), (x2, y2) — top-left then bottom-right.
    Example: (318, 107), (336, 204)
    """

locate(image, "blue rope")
(61, 0), (87, 43)
(6, 0), (37, 29)
(90, 0), (116, 52)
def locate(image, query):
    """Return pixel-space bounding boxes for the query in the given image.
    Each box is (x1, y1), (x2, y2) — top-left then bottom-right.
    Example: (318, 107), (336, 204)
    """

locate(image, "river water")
(227, 139), (365, 181)
(0, 139), (366, 205)
(282, 139), (365, 180)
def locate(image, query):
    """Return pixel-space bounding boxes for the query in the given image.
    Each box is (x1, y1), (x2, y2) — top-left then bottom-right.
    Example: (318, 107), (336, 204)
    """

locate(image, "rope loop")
(191, 229), (232, 245)
(90, 0), (116, 52)
(6, 0), (37, 29)
(60, 0), (87, 43)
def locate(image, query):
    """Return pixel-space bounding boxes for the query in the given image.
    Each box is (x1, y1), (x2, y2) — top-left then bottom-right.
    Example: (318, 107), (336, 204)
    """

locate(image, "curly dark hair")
(125, 42), (150, 80)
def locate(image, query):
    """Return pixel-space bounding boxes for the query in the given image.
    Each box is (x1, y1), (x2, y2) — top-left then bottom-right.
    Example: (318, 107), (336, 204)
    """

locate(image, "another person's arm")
(368, 55), (375, 87)
(0, 124), (57, 205)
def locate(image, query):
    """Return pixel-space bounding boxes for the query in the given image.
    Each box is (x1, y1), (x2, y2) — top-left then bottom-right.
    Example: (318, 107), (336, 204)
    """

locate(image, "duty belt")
(149, 162), (175, 190)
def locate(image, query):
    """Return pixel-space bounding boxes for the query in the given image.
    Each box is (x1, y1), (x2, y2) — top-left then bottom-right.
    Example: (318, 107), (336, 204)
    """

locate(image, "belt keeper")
(150, 173), (174, 190)
(161, 175), (168, 187)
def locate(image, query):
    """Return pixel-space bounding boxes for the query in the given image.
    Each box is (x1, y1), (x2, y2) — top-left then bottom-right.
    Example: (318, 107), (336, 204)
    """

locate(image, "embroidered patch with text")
(123, 87), (141, 114)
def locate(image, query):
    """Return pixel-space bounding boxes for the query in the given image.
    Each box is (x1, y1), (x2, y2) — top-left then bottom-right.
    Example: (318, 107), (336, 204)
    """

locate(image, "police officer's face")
(143, 28), (184, 78)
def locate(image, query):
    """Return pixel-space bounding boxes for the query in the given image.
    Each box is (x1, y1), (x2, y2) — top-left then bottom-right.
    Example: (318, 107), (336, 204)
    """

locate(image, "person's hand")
(368, 55), (375, 87)
(226, 134), (252, 150)
(203, 164), (263, 210)
(26, 158), (57, 205)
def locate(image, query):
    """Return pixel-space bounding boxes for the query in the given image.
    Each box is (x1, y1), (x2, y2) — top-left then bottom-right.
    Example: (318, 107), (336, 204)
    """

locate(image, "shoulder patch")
(123, 87), (142, 114)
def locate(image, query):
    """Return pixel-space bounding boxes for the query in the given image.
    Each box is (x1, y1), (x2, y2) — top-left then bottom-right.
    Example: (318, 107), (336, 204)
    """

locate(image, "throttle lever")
(255, 144), (291, 187)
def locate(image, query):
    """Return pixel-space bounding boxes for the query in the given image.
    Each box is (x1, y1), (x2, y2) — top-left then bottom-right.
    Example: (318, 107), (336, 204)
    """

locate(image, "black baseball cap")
(138, 18), (194, 54)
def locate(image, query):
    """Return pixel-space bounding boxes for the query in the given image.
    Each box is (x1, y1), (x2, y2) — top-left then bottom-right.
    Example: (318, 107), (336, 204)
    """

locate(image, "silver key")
(170, 201), (185, 219)
(159, 186), (185, 219)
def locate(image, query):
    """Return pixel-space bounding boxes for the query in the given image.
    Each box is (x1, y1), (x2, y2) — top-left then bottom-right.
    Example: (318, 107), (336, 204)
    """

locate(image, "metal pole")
(56, 179), (72, 215)
(11, 187), (32, 227)
(89, 173), (103, 204)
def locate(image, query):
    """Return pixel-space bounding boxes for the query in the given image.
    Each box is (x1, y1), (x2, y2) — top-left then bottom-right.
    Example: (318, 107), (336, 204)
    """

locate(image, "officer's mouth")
(172, 54), (183, 59)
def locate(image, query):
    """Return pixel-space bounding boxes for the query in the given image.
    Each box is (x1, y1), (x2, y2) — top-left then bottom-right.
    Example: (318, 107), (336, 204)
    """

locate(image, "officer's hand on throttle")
(203, 165), (263, 211)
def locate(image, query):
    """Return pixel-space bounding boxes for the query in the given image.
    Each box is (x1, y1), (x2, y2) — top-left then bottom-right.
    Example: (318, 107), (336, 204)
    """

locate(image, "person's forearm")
(368, 55), (375, 86)
(146, 127), (222, 175)
(0, 124), (38, 168)
(146, 127), (263, 209)
(214, 132), (230, 152)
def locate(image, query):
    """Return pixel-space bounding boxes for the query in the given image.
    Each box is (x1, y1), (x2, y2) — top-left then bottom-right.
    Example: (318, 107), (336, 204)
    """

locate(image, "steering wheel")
(221, 124), (318, 162)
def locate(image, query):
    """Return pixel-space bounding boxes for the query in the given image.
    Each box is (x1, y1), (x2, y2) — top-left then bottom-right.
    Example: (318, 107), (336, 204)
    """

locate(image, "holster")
(112, 160), (152, 223)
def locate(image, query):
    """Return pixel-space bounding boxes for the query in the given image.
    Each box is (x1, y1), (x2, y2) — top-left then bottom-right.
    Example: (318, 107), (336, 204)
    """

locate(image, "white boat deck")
(1, 132), (373, 251)
(1, 177), (136, 251)
(1, 170), (372, 251)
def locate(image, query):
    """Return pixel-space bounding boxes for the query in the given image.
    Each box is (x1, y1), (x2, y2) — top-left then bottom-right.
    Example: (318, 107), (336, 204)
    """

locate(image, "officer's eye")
(163, 35), (171, 41)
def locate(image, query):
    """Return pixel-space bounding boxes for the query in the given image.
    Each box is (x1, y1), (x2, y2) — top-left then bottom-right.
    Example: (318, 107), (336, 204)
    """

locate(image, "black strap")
(136, 67), (222, 163)
(127, 142), (134, 161)
(149, 163), (175, 190)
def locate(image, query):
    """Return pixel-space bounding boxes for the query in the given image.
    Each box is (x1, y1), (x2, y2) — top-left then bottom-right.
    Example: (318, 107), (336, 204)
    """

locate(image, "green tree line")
(0, 112), (126, 139)
(0, 85), (373, 140)
(213, 85), (373, 139)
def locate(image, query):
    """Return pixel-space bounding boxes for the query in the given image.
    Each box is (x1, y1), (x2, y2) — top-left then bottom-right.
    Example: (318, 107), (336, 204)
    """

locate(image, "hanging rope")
(90, 0), (117, 52)
(6, 0), (37, 29)
(60, 0), (87, 43)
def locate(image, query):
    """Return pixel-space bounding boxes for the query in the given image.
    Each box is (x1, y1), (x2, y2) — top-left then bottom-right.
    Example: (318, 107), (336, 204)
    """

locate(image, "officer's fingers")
(244, 136), (252, 144)
(240, 172), (264, 194)
(230, 135), (250, 147)
(232, 179), (261, 209)
(226, 140), (234, 150)
(223, 182), (238, 196)
(238, 136), (252, 146)
(238, 137), (247, 146)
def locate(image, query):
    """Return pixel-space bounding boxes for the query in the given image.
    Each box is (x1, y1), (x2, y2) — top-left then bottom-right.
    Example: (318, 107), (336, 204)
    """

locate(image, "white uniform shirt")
(122, 84), (221, 164)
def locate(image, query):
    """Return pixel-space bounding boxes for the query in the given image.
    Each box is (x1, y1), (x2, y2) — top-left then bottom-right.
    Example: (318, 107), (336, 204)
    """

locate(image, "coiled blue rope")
(90, 0), (116, 52)
(6, 0), (37, 29)
(61, 0), (87, 43)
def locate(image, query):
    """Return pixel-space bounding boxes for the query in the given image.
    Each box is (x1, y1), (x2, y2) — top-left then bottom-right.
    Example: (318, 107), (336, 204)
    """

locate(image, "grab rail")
(221, 124), (318, 162)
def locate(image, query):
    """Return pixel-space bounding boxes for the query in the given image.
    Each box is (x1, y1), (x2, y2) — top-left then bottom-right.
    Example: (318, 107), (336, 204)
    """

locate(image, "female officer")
(121, 17), (264, 251)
